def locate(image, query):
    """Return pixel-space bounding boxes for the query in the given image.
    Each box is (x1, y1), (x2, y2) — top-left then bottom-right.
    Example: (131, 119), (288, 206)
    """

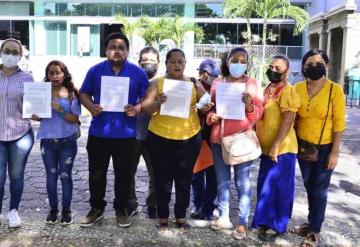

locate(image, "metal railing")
(194, 44), (303, 60)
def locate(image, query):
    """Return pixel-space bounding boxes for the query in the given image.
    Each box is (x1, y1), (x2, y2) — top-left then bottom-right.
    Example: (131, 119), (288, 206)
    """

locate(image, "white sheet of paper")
(100, 76), (129, 112)
(216, 83), (246, 120)
(160, 79), (193, 119)
(23, 82), (52, 118)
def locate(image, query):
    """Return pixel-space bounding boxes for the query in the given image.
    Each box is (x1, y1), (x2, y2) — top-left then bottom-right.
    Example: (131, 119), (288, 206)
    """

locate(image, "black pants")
(147, 131), (201, 219)
(128, 140), (157, 210)
(86, 135), (136, 212)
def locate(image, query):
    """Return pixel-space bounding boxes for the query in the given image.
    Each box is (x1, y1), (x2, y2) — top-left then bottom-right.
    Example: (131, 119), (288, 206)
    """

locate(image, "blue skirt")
(251, 153), (296, 234)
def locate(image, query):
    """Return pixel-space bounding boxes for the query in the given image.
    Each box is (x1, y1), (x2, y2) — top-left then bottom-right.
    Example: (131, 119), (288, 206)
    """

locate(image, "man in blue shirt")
(79, 32), (149, 228)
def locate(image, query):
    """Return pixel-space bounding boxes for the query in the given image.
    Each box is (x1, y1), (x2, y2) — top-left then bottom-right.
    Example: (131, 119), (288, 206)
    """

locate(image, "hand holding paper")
(23, 82), (52, 118)
(215, 82), (246, 120)
(100, 76), (129, 112)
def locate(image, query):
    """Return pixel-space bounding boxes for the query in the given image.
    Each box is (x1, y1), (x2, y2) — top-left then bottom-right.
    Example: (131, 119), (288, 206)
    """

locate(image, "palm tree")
(138, 16), (171, 47)
(168, 16), (204, 48)
(223, 0), (309, 85)
(115, 15), (141, 44)
(223, 0), (254, 45)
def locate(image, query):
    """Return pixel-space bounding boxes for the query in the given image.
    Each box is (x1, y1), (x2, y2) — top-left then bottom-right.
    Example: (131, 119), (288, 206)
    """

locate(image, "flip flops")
(289, 223), (310, 237)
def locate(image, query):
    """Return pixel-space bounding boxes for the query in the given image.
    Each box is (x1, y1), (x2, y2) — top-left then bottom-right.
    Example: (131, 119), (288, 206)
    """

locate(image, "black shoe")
(80, 208), (104, 227)
(147, 207), (157, 219)
(258, 230), (279, 242)
(60, 209), (73, 226)
(46, 208), (58, 224)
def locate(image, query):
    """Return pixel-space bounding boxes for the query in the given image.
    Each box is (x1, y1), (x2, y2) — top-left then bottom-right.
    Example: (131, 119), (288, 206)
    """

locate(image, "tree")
(223, 0), (254, 45)
(114, 15), (141, 44)
(137, 16), (171, 47)
(223, 0), (309, 85)
(167, 16), (204, 48)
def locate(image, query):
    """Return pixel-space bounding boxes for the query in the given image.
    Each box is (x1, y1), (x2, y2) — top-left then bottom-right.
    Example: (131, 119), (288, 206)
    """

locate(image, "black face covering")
(303, 64), (326, 80)
(266, 69), (283, 83)
(141, 63), (157, 77)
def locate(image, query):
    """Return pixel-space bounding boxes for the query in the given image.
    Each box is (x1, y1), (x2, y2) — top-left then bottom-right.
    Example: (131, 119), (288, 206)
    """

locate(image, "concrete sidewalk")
(0, 107), (359, 246)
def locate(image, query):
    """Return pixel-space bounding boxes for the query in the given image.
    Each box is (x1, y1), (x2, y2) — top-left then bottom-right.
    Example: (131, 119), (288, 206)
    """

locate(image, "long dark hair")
(44, 60), (79, 99)
(221, 47), (249, 77)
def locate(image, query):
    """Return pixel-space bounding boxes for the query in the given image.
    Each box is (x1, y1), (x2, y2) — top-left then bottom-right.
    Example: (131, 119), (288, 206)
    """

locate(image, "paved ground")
(0, 107), (359, 246)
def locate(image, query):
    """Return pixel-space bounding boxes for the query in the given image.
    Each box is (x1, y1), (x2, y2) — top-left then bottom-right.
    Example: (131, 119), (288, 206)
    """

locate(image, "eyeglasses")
(1, 50), (21, 56)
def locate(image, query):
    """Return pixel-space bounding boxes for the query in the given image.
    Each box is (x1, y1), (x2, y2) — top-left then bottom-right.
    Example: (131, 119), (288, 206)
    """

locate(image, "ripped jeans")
(40, 134), (77, 210)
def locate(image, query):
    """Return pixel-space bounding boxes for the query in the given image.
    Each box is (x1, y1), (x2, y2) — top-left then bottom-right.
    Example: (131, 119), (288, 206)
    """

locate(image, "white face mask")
(229, 63), (247, 78)
(1, 54), (21, 68)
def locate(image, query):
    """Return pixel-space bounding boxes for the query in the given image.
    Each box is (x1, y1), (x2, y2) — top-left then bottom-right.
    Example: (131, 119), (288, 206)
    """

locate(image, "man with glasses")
(79, 32), (149, 228)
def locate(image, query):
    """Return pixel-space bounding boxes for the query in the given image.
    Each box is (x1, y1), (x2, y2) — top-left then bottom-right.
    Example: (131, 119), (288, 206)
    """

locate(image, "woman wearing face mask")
(291, 50), (345, 247)
(206, 47), (263, 240)
(251, 55), (300, 242)
(32, 60), (80, 226)
(0, 38), (34, 228)
(142, 48), (210, 229)
(126, 47), (160, 219)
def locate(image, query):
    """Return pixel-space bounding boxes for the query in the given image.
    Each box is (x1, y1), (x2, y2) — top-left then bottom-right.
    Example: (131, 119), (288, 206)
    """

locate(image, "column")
(33, 0), (46, 55)
(184, 0), (195, 58)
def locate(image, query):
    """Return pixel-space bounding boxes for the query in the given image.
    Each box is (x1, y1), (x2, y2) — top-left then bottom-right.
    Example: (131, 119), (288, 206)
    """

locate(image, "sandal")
(289, 223), (310, 237)
(233, 225), (247, 240)
(302, 232), (319, 247)
(258, 229), (279, 242)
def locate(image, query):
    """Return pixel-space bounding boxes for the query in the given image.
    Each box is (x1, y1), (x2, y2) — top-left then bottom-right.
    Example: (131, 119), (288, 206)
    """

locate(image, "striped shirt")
(0, 66), (34, 141)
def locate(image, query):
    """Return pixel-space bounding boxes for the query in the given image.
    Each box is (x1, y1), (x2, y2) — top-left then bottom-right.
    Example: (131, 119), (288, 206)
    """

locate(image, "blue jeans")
(40, 134), (77, 210)
(191, 165), (217, 219)
(0, 129), (34, 213)
(298, 143), (333, 233)
(211, 144), (252, 226)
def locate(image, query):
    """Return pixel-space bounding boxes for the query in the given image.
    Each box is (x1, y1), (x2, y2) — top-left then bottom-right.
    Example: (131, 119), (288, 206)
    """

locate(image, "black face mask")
(266, 69), (283, 83)
(141, 63), (157, 78)
(303, 64), (326, 80)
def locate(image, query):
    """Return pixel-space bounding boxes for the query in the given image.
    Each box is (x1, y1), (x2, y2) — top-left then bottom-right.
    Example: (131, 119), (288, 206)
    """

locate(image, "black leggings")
(146, 131), (201, 219)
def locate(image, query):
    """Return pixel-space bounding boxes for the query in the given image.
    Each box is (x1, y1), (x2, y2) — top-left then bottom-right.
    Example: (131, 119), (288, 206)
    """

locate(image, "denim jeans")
(211, 144), (252, 226)
(0, 129), (34, 213)
(298, 143), (333, 233)
(191, 165), (217, 219)
(40, 134), (77, 210)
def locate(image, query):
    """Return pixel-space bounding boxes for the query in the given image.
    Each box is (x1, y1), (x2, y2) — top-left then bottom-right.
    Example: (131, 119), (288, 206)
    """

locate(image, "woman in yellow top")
(251, 55), (300, 242)
(141, 48), (211, 229)
(292, 49), (345, 247)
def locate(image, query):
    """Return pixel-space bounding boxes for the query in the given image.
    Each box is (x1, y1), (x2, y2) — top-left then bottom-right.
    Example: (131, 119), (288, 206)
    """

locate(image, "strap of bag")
(317, 83), (333, 146)
(220, 119), (224, 139)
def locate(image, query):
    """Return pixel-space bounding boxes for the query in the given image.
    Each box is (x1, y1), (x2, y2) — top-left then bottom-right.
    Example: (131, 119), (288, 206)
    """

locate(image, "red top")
(206, 76), (264, 144)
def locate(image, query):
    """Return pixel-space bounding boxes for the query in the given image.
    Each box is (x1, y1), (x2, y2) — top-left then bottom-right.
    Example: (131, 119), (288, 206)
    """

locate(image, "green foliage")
(223, 0), (310, 85)
(115, 14), (141, 40)
(137, 15), (204, 48)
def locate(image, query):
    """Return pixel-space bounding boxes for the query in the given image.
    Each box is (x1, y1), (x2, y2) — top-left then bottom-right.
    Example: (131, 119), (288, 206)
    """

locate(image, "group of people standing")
(0, 32), (345, 247)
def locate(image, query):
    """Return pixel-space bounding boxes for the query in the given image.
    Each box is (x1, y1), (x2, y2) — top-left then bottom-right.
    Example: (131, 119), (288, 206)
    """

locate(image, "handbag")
(220, 120), (262, 165)
(297, 84), (333, 162)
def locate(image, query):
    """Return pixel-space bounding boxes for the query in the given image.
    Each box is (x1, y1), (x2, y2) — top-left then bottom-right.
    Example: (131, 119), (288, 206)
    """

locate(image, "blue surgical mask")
(229, 63), (247, 78)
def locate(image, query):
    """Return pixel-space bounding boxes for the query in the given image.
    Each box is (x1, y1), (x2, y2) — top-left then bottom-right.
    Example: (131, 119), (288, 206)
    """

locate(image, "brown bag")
(297, 84), (333, 162)
(220, 121), (261, 165)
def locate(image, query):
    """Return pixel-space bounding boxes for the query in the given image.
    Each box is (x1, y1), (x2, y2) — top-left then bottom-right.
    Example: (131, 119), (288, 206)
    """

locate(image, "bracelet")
(59, 110), (67, 118)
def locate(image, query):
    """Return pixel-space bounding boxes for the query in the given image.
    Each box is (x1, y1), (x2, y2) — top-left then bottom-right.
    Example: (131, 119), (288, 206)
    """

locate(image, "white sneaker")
(8, 209), (21, 228)
(211, 217), (234, 231)
(188, 219), (214, 228)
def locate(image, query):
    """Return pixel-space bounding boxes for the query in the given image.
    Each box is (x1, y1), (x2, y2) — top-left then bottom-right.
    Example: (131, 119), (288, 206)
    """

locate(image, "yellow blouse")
(256, 85), (300, 155)
(295, 80), (346, 145)
(148, 77), (201, 140)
